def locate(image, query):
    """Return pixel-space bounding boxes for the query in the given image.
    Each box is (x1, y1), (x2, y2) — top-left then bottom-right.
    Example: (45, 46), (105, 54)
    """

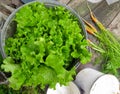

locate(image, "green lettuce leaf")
(2, 2), (91, 91)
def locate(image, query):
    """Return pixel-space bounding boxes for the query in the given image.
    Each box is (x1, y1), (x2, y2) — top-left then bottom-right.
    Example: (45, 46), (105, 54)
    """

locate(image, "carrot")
(82, 18), (97, 33)
(82, 18), (98, 37)
(86, 1), (120, 76)
(90, 12), (105, 30)
(87, 2), (105, 30)
(85, 25), (95, 35)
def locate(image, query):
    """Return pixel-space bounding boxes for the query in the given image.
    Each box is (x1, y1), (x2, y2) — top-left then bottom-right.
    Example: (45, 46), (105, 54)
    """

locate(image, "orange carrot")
(85, 25), (95, 35)
(82, 18), (97, 33)
(87, 2), (105, 30)
(90, 12), (105, 30)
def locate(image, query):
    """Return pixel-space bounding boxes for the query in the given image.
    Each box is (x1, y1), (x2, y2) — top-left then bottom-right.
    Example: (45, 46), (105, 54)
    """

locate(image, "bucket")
(0, 0), (87, 70)
(46, 82), (81, 94)
(75, 68), (120, 94)
(0, 0), (87, 58)
(87, 0), (102, 3)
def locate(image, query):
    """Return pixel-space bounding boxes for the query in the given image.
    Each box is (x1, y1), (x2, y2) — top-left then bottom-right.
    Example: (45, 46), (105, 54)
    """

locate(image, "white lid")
(47, 82), (81, 94)
(90, 74), (120, 94)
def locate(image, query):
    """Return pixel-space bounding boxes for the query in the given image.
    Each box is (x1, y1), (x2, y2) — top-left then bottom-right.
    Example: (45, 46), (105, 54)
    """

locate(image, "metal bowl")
(0, 0), (87, 70)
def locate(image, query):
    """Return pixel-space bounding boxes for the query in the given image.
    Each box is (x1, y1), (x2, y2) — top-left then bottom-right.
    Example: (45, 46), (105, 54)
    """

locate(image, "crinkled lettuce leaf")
(2, 2), (91, 90)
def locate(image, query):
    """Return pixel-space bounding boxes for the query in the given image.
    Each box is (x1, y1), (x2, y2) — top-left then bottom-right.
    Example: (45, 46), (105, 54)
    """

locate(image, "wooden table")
(0, 0), (120, 93)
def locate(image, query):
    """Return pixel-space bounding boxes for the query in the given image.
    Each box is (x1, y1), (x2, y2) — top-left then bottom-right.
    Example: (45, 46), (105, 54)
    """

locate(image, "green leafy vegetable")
(96, 29), (120, 76)
(0, 85), (20, 94)
(84, 9), (120, 77)
(1, 2), (91, 90)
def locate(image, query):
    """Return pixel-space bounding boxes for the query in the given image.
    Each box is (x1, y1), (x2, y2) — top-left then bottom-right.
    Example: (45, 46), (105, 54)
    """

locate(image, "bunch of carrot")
(84, 6), (120, 76)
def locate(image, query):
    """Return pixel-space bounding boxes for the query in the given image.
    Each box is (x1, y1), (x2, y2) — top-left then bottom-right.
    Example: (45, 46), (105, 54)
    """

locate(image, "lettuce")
(1, 2), (91, 90)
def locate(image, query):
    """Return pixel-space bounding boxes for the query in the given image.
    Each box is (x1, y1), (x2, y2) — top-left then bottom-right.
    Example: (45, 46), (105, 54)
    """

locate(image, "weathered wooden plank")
(59, 0), (70, 5)
(0, 0), (12, 5)
(0, 11), (7, 20)
(87, 1), (120, 27)
(73, 0), (102, 17)
(0, 2), (15, 12)
(68, 0), (84, 8)
(11, 0), (23, 7)
(71, 0), (120, 27)
(108, 12), (120, 38)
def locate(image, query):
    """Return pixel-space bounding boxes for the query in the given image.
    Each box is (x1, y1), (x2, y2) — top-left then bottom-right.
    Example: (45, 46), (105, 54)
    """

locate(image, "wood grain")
(108, 12), (120, 38)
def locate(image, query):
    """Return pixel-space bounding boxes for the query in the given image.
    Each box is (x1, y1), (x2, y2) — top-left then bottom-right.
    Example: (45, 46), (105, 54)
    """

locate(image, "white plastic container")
(87, 0), (119, 5)
(87, 0), (102, 3)
(46, 82), (81, 94)
(106, 0), (119, 5)
(75, 68), (120, 94)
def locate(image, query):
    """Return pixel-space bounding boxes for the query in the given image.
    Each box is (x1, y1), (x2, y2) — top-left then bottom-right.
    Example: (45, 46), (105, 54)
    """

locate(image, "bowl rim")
(0, 0), (88, 71)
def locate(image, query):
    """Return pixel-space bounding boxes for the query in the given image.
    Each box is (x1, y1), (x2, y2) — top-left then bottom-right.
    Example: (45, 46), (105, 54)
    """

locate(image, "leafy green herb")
(96, 29), (120, 76)
(85, 9), (120, 77)
(1, 2), (91, 90)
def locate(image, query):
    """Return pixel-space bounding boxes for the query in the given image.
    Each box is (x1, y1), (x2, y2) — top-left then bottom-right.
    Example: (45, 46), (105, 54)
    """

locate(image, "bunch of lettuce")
(1, 2), (91, 90)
